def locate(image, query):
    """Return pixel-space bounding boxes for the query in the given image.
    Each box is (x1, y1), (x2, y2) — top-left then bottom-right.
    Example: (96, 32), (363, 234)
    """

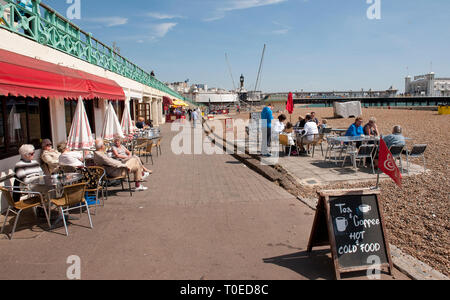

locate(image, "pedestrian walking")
(261, 103), (274, 157)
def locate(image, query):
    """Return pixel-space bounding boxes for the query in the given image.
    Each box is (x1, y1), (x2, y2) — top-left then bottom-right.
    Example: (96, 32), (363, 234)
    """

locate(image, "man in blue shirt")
(383, 125), (406, 149)
(261, 103), (274, 156)
(345, 117), (364, 137)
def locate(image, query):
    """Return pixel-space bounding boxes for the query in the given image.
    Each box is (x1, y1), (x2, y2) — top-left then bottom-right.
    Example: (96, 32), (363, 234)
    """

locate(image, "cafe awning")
(163, 96), (173, 106)
(0, 49), (125, 100)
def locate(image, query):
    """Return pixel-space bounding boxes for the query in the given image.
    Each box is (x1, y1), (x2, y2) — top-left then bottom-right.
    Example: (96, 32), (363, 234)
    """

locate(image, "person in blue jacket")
(345, 117), (364, 137)
(261, 103), (274, 156)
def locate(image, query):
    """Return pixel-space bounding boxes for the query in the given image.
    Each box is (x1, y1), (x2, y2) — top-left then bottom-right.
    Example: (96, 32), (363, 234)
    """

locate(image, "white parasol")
(67, 97), (94, 150)
(102, 102), (125, 140)
(121, 103), (136, 136)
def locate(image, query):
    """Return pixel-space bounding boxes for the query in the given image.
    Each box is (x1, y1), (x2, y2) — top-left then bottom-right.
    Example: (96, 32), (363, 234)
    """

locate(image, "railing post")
(32, 0), (41, 40)
(87, 32), (92, 63)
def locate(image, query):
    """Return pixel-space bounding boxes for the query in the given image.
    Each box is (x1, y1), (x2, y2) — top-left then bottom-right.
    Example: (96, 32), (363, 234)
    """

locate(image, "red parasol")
(286, 92), (294, 120)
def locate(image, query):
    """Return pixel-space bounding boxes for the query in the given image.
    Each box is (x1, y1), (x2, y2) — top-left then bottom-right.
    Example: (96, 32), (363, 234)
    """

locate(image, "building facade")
(405, 73), (450, 96)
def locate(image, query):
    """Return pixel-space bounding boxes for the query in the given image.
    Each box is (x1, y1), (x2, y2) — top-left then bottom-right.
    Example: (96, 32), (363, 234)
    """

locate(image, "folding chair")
(0, 187), (51, 240)
(405, 144), (427, 174)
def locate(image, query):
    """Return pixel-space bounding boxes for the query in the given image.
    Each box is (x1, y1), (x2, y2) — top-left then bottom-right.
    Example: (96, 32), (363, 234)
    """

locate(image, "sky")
(43, 0), (450, 93)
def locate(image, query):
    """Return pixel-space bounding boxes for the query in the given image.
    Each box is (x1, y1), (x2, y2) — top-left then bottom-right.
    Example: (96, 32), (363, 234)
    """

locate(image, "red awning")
(0, 49), (125, 100)
(163, 96), (173, 106)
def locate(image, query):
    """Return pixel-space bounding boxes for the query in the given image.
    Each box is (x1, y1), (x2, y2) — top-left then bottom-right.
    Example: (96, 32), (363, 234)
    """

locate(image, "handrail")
(0, 0), (194, 104)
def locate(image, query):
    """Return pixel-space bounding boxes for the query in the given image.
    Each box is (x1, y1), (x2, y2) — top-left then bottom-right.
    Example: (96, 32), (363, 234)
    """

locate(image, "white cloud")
(152, 23), (177, 38)
(204, 0), (287, 22)
(87, 17), (128, 27)
(146, 12), (184, 20)
(222, 0), (287, 12)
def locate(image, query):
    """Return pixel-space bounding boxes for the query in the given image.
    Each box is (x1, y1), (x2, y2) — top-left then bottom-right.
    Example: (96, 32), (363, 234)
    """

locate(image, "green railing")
(0, 0), (191, 102)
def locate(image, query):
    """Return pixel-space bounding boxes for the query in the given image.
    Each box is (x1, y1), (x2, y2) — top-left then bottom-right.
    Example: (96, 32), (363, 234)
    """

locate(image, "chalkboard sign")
(307, 189), (393, 279)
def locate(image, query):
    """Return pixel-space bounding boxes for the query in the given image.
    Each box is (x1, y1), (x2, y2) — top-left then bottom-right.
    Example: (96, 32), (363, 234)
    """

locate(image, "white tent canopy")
(102, 102), (125, 140)
(67, 97), (94, 150)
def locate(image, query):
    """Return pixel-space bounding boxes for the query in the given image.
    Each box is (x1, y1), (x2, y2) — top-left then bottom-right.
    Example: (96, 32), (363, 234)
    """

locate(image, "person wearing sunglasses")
(13, 144), (44, 203)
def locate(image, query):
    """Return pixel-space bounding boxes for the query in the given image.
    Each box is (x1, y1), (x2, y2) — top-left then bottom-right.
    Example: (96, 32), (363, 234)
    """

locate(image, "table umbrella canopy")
(102, 102), (125, 140)
(121, 103), (136, 136)
(172, 99), (189, 107)
(67, 97), (94, 150)
(286, 92), (294, 115)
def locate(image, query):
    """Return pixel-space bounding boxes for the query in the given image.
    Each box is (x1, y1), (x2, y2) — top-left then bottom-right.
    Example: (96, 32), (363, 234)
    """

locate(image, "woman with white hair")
(13, 144), (43, 203)
(15, 144), (43, 185)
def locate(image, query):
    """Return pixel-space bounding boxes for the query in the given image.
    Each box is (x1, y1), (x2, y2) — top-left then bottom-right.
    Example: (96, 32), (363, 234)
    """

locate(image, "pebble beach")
(272, 106), (450, 276)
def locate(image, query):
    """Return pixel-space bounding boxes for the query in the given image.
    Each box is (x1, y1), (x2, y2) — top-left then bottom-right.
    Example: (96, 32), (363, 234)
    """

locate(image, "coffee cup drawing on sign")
(335, 217), (348, 233)
(358, 204), (372, 215)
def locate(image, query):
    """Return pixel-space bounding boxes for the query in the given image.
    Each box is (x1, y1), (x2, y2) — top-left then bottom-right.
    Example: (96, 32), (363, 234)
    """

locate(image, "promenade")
(0, 123), (408, 280)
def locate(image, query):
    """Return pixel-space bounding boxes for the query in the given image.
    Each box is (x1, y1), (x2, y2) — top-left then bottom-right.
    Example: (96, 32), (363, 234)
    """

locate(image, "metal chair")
(279, 134), (298, 157)
(0, 187), (50, 240)
(48, 183), (92, 236)
(138, 140), (156, 164)
(311, 134), (325, 158)
(156, 138), (162, 156)
(405, 144), (427, 174)
(325, 136), (347, 164)
(342, 144), (376, 174)
(389, 145), (405, 174)
(103, 167), (133, 200)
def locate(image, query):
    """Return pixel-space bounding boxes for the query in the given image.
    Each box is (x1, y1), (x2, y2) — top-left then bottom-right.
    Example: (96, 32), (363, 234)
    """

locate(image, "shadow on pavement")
(263, 249), (335, 280)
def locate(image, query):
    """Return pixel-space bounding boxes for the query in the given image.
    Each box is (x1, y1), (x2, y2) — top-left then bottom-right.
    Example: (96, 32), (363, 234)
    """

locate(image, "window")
(65, 99), (96, 136)
(0, 96), (52, 159)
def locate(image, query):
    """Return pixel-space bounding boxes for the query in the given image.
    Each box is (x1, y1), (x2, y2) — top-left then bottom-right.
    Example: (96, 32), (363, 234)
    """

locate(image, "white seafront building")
(405, 73), (450, 97)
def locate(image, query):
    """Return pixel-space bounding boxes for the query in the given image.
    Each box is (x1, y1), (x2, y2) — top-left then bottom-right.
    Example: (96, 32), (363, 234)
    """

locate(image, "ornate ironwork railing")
(0, 0), (189, 102)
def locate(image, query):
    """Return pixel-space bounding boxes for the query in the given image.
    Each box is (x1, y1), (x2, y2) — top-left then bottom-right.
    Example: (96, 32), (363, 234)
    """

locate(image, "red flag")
(286, 92), (294, 115)
(378, 138), (402, 187)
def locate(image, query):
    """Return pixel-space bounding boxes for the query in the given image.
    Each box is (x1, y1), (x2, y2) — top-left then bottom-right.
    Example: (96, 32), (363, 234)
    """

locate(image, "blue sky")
(44, 0), (450, 93)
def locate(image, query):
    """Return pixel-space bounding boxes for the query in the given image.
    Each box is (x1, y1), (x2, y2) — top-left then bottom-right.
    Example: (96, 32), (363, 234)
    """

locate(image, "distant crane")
(252, 44), (266, 111)
(225, 53), (237, 91)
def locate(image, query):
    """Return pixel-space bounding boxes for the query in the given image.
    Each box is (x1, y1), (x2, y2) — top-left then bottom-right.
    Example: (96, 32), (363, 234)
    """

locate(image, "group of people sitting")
(271, 112), (327, 155)
(345, 117), (406, 149)
(13, 137), (153, 204)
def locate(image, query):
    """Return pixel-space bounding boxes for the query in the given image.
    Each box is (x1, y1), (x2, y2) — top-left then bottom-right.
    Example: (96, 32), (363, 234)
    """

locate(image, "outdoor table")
(331, 129), (347, 136)
(28, 173), (84, 228)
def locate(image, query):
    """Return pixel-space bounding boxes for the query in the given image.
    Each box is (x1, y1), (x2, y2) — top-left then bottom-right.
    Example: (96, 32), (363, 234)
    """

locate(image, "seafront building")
(0, 0), (188, 210)
(405, 73), (450, 97)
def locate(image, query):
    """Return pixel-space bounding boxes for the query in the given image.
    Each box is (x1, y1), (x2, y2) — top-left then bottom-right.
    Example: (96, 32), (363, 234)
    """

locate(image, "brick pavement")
(0, 122), (408, 280)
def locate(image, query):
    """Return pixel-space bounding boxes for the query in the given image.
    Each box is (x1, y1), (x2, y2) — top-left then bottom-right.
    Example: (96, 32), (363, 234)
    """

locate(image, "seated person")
(58, 143), (85, 170)
(364, 117), (379, 137)
(273, 114), (287, 135)
(40, 139), (61, 174)
(345, 117), (364, 137)
(294, 116), (306, 129)
(318, 119), (328, 133)
(136, 117), (146, 130)
(299, 114), (319, 152)
(13, 144), (44, 203)
(281, 123), (297, 155)
(382, 125), (406, 149)
(111, 137), (152, 174)
(311, 112), (320, 125)
(94, 139), (149, 191)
